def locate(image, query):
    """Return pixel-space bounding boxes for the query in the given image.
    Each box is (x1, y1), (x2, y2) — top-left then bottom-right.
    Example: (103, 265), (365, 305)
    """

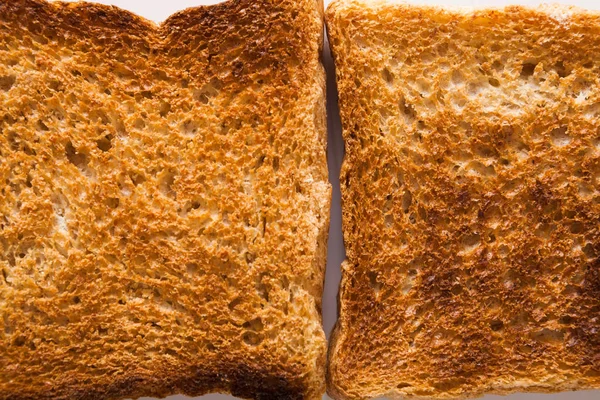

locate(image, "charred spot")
(456, 189), (470, 208)
(476, 249), (490, 268)
(582, 258), (600, 297)
(530, 180), (552, 207)
(569, 318), (600, 368)
(420, 263), (458, 299)
(227, 365), (304, 400)
(425, 208), (441, 225)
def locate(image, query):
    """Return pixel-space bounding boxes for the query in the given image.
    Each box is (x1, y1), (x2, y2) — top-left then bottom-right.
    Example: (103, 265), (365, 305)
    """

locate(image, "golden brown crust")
(0, 0), (329, 399)
(327, 1), (600, 399)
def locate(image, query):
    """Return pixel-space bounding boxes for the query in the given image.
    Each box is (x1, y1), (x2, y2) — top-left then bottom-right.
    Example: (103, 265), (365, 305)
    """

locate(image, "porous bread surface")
(327, 1), (600, 399)
(0, 0), (330, 399)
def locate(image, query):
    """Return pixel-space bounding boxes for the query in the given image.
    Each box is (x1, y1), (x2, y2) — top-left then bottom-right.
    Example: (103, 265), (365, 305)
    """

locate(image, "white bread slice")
(0, 0), (329, 398)
(327, 1), (600, 399)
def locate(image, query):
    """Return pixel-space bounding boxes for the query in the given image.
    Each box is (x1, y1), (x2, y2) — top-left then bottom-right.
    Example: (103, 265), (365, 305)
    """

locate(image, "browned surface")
(327, 1), (600, 399)
(0, 0), (329, 399)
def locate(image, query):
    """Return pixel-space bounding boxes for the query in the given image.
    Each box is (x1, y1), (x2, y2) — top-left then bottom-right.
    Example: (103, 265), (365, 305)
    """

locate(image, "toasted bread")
(0, 0), (329, 399)
(326, 1), (600, 399)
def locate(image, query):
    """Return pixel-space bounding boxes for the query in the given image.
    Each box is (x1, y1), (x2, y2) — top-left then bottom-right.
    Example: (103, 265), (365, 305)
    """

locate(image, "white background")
(63, 0), (600, 399)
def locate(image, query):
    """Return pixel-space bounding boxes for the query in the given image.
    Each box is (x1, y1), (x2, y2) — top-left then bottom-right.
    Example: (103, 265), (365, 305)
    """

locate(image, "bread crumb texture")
(0, 1), (329, 399)
(327, 1), (600, 399)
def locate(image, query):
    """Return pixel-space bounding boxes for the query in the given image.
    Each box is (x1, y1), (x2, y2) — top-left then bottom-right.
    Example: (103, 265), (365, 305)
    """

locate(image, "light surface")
(56, 1), (600, 399)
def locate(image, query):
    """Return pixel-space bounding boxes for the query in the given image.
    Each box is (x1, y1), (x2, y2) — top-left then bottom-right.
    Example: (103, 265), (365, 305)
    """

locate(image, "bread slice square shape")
(326, 1), (600, 398)
(0, 0), (329, 399)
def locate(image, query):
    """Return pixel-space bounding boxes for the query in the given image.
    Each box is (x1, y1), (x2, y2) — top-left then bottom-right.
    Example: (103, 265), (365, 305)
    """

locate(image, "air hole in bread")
(256, 276), (270, 302)
(5, 56), (18, 66)
(13, 336), (26, 347)
(271, 156), (280, 171)
(491, 60), (504, 72)
(520, 62), (537, 78)
(220, 37), (242, 54)
(0, 75), (16, 91)
(35, 119), (49, 132)
(451, 69), (464, 84)
(133, 118), (146, 130)
(467, 81), (485, 98)
(570, 221), (584, 234)
(159, 101), (171, 117)
(194, 78), (222, 104)
(242, 331), (263, 346)
(401, 190), (412, 213)
(452, 96), (467, 110)
(158, 171), (176, 198)
(384, 214), (394, 228)
(105, 197), (120, 209)
(228, 297), (242, 311)
(129, 171), (146, 186)
(91, 109), (110, 125)
(463, 161), (488, 177)
(461, 233), (480, 252)
(472, 144), (497, 159)
(582, 243), (597, 259)
(531, 328), (564, 344)
(416, 79), (430, 97)
(553, 61), (570, 78)
(2, 269), (9, 285)
(584, 102), (600, 119)
(83, 71), (97, 84)
(559, 315), (576, 325)
(113, 65), (135, 80)
(152, 70), (168, 81)
(139, 90), (153, 100)
(488, 77), (500, 87)
(243, 317), (263, 332)
(96, 134), (113, 152)
(185, 263), (198, 275)
(65, 141), (89, 172)
(382, 68), (394, 86)
(6, 252), (16, 267)
(401, 274), (414, 294)
(261, 216), (267, 237)
(450, 283), (463, 295)
(495, 244), (510, 258)
(367, 271), (382, 293)
(550, 126), (571, 147)
(408, 213), (416, 224)
(490, 319), (504, 331)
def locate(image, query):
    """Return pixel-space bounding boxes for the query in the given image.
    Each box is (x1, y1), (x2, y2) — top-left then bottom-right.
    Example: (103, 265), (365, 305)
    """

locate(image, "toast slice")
(0, 1), (329, 399)
(326, 1), (600, 399)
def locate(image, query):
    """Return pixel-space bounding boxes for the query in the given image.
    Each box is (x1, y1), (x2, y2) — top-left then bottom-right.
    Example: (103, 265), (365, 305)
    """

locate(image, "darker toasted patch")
(229, 366), (306, 400)
(1, 0), (155, 37)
